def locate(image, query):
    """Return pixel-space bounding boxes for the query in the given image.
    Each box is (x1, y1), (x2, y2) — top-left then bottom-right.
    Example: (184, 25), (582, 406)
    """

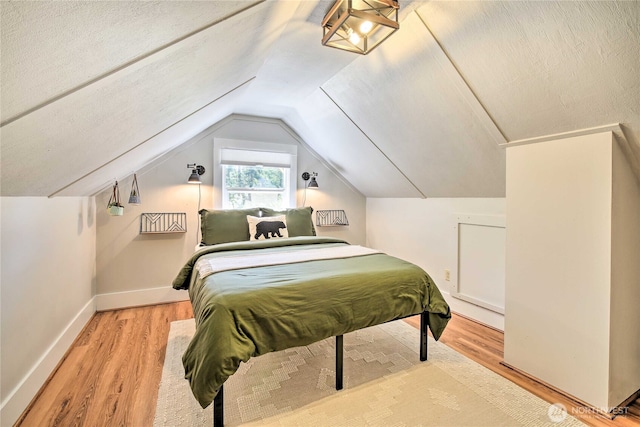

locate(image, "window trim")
(213, 138), (297, 209)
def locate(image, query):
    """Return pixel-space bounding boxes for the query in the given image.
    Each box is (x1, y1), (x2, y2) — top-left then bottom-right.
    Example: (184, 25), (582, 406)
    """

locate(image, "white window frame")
(213, 138), (297, 209)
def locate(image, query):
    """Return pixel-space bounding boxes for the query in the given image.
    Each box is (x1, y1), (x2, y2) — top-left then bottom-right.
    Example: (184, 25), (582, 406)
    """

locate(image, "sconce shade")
(188, 171), (201, 184)
(308, 176), (319, 188)
(187, 164), (205, 184)
(322, 0), (399, 55)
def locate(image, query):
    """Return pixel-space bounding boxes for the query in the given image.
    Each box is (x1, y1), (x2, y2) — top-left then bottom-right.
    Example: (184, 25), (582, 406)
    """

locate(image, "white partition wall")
(504, 131), (640, 412)
(366, 198), (507, 331)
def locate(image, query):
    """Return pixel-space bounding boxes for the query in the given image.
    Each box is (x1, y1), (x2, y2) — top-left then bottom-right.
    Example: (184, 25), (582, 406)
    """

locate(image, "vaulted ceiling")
(1, 1), (639, 197)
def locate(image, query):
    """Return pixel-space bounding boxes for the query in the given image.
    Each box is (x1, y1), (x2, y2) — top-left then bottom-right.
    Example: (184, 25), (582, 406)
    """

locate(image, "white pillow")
(247, 215), (289, 240)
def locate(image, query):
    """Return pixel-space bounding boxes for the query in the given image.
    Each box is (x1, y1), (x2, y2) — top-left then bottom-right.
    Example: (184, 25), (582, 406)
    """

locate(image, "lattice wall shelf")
(316, 210), (349, 227)
(140, 213), (187, 234)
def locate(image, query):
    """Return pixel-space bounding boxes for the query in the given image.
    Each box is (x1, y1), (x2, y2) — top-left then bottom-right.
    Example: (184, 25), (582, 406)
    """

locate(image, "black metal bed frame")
(212, 311), (429, 427)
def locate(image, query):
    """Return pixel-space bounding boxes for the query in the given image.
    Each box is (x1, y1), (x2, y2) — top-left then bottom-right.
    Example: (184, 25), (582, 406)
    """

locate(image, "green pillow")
(261, 206), (316, 237)
(199, 208), (261, 245)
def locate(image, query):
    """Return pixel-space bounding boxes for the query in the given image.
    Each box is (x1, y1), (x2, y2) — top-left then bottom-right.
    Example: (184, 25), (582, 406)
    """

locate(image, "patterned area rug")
(154, 319), (584, 426)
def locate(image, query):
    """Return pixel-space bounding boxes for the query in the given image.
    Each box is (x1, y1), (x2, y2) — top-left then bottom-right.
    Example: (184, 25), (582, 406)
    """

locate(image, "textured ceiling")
(1, 1), (638, 197)
(320, 13), (506, 197)
(420, 1), (640, 141)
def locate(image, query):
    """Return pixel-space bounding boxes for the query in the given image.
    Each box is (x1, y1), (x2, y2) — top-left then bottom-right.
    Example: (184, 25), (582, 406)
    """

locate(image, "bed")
(172, 207), (451, 426)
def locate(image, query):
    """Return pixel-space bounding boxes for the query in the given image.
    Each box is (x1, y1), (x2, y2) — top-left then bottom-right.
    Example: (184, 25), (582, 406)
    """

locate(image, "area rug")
(154, 319), (584, 426)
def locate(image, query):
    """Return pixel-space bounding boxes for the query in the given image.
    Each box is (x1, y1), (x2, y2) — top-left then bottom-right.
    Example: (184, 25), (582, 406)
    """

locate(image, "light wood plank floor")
(16, 302), (640, 426)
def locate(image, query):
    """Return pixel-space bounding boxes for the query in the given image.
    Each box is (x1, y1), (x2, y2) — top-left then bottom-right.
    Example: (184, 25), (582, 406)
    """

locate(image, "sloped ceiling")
(1, 1), (638, 197)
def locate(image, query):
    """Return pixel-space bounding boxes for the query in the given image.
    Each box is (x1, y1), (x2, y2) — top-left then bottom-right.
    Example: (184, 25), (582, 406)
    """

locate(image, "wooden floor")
(16, 302), (640, 427)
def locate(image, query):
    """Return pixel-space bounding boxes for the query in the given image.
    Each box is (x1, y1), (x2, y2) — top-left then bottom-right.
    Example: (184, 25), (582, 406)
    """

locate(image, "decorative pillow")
(247, 215), (289, 240)
(261, 206), (316, 237)
(199, 208), (261, 245)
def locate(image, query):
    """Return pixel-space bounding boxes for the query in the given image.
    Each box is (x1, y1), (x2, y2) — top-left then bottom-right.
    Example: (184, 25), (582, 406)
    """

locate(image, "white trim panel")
(503, 123), (622, 147)
(451, 214), (506, 314)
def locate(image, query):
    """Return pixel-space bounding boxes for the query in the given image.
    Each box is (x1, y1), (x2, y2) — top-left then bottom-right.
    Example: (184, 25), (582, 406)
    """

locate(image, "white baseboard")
(1, 287), (188, 426)
(96, 286), (189, 311)
(441, 290), (505, 331)
(0, 297), (96, 427)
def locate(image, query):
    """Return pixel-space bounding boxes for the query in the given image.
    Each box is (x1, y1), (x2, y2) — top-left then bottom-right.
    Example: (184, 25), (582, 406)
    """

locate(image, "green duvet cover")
(172, 236), (451, 408)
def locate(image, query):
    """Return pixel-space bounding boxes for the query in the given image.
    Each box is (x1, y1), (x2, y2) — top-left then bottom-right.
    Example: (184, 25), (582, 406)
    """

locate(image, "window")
(214, 139), (297, 210)
(222, 164), (288, 209)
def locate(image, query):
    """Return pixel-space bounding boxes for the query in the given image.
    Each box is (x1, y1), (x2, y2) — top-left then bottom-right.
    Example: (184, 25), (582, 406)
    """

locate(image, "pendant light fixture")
(128, 173), (141, 204)
(322, 0), (399, 55)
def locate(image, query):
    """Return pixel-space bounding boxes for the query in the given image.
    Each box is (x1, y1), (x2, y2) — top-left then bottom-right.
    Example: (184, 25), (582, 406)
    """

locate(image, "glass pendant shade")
(322, 0), (399, 55)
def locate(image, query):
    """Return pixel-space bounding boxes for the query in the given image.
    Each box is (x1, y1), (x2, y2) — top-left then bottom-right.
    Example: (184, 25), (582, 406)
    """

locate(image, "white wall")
(366, 198), (506, 330)
(504, 132), (612, 408)
(610, 136), (640, 407)
(95, 115), (366, 309)
(504, 131), (640, 410)
(1, 197), (96, 427)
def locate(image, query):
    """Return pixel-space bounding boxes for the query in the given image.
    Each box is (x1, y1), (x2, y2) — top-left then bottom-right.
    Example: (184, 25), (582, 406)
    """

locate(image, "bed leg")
(213, 385), (224, 427)
(336, 334), (344, 390)
(420, 311), (428, 361)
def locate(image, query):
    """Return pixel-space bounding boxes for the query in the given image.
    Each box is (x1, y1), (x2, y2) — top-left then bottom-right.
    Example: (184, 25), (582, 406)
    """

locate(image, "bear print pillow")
(247, 215), (289, 241)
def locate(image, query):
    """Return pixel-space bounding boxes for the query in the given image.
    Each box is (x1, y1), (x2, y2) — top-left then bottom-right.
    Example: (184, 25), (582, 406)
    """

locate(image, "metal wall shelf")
(140, 213), (187, 234)
(316, 210), (349, 227)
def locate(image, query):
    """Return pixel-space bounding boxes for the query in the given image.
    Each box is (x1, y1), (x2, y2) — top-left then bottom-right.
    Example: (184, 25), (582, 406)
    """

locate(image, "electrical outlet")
(444, 269), (450, 281)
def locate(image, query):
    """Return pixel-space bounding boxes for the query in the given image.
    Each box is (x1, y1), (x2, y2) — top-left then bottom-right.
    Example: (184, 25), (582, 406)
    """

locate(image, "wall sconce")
(302, 172), (319, 189)
(187, 164), (205, 184)
(321, 0), (399, 55)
